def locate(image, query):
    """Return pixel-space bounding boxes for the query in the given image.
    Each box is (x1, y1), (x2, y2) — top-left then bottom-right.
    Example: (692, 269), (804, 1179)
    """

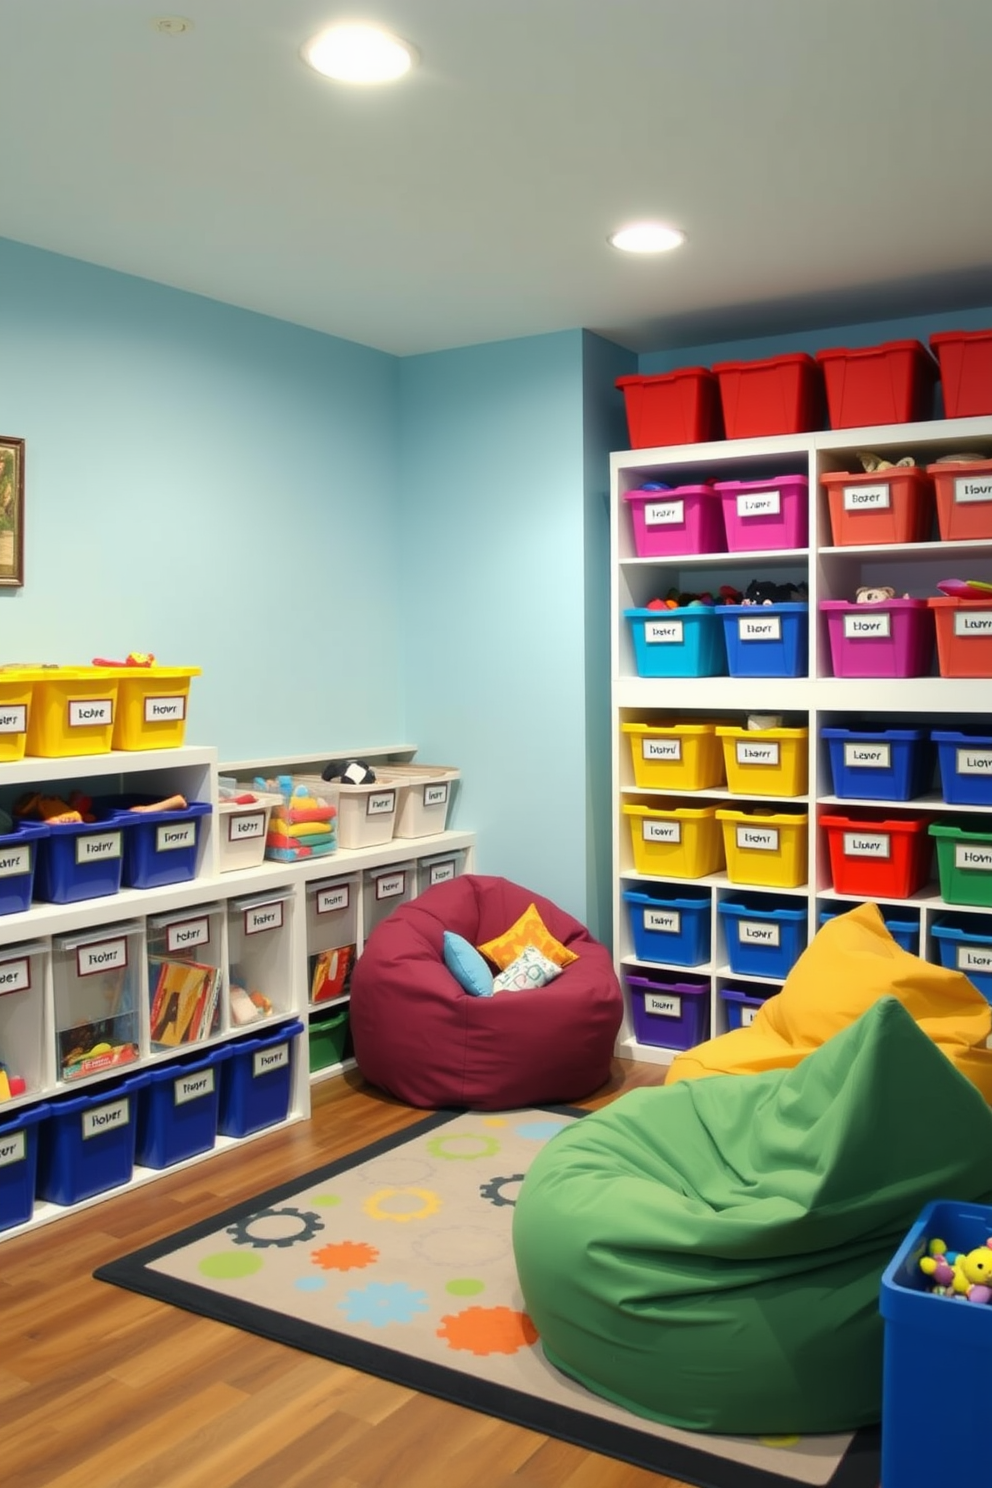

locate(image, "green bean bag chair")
(513, 997), (992, 1435)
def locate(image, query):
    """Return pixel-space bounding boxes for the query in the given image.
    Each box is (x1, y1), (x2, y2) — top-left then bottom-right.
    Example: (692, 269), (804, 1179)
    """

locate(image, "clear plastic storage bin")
(146, 903), (225, 1050)
(52, 921), (143, 1084)
(305, 874), (359, 1005)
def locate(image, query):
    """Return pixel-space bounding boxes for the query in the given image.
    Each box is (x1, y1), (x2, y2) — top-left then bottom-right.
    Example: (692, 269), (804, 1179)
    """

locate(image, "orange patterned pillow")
(477, 903), (579, 972)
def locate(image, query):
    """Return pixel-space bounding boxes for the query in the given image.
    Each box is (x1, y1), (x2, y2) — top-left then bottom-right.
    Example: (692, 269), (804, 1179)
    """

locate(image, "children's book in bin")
(309, 944), (355, 1003)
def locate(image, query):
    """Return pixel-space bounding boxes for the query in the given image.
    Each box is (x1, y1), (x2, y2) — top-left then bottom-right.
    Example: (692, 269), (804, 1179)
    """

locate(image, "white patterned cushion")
(492, 944), (563, 993)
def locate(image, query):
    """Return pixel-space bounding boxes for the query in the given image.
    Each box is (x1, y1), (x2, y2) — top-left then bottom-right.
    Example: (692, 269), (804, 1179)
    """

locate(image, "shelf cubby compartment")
(227, 889), (296, 1030)
(305, 873), (359, 1007)
(146, 903), (226, 1052)
(52, 921), (144, 1087)
(363, 860), (416, 940)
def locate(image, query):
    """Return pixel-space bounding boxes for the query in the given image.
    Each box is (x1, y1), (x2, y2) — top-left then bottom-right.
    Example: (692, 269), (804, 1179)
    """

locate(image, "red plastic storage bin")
(930, 329), (992, 418)
(711, 353), (823, 439)
(623, 482), (726, 557)
(928, 458), (992, 541)
(820, 812), (933, 899)
(616, 369), (723, 449)
(816, 340), (938, 428)
(929, 597), (992, 678)
(821, 467), (935, 546)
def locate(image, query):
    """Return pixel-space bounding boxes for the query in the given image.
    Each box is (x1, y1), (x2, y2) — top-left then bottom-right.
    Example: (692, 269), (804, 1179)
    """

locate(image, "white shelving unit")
(611, 414), (992, 1066)
(0, 741), (475, 1241)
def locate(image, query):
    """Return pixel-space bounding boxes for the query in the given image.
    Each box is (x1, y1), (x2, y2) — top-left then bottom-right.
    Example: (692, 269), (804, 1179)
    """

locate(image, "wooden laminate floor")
(0, 1060), (735, 1488)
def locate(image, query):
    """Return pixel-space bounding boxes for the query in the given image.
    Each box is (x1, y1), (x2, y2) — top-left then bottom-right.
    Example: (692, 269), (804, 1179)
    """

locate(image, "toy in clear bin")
(256, 775), (339, 862)
(228, 966), (275, 1027)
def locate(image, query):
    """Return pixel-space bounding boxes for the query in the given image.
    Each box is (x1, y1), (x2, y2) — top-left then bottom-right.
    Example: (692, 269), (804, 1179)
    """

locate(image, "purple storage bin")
(626, 973), (710, 1050)
(623, 483), (726, 558)
(713, 475), (809, 552)
(820, 598), (935, 678)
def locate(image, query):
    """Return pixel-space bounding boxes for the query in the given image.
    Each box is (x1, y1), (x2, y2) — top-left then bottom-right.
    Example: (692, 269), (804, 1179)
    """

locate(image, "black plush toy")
(322, 759), (376, 785)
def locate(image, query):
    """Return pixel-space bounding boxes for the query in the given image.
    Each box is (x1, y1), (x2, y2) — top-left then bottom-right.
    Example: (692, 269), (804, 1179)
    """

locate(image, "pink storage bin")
(623, 483), (726, 558)
(820, 599), (935, 678)
(712, 475), (809, 552)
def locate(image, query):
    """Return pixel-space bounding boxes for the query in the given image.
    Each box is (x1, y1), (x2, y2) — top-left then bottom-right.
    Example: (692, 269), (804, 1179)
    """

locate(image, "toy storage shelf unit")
(0, 742), (474, 1242)
(610, 414), (992, 1065)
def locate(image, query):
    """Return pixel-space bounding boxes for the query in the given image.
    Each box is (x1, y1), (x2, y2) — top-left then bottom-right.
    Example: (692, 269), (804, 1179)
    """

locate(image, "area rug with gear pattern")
(95, 1107), (881, 1488)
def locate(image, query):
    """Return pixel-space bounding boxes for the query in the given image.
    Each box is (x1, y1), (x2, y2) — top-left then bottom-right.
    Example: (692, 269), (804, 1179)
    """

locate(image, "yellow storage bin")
(0, 666), (47, 763)
(112, 666), (202, 750)
(25, 667), (122, 758)
(716, 808), (808, 888)
(623, 802), (724, 879)
(716, 726), (809, 798)
(622, 721), (726, 791)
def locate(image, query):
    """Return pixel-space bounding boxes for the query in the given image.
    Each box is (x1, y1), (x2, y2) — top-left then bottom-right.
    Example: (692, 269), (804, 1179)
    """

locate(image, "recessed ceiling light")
(149, 15), (193, 34)
(609, 223), (687, 254)
(301, 23), (418, 84)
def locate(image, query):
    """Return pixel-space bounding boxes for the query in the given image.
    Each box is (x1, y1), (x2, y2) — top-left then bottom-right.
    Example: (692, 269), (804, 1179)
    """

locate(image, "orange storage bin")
(711, 353), (823, 439)
(930, 329), (992, 418)
(821, 467), (934, 546)
(928, 597), (992, 678)
(928, 458), (992, 541)
(616, 369), (723, 449)
(816, 340), (938, 428)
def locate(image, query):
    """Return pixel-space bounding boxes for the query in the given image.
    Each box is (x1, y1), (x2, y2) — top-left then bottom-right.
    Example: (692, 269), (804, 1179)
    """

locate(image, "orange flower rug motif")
(95, 1109), (880, 1488)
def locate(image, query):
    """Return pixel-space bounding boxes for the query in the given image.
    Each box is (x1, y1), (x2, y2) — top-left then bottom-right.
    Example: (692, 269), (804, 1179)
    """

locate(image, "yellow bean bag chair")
(669, 901), (992, 1101)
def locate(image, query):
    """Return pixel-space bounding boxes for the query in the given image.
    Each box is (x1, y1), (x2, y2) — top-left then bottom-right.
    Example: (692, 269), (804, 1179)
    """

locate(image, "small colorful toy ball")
(920, 1236), (992, 1302)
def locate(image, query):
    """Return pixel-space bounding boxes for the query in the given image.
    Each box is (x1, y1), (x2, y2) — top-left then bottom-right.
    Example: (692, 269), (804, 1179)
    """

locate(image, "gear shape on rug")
(479, 1173), (526, 1208)
(426, 1132), (501, 1161)
(226, 1205), (325, 1249)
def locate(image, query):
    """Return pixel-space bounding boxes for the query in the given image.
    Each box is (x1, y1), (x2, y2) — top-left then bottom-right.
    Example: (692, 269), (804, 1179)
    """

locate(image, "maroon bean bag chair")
(350, 874), (623, 1110)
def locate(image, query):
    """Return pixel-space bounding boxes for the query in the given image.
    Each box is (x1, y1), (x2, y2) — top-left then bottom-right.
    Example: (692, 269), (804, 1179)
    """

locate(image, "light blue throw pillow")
(443, 931), (494, 997)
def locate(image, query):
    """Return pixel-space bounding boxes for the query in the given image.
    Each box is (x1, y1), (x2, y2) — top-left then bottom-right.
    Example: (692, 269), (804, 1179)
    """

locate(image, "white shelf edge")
(219, 744), (419, 774)
(614, 1033), (676, 1067)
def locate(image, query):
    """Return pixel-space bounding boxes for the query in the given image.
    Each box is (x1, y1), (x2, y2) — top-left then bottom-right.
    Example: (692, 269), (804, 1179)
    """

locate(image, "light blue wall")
(0, 237), (403, 761)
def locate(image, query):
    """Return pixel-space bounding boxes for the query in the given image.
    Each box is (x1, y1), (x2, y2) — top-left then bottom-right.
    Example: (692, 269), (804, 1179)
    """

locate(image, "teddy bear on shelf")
(919, 1236), (992, 1303)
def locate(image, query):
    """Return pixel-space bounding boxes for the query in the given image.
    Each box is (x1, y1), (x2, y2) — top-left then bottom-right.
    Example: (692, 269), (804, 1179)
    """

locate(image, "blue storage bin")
(217, 1019), (304, 1138)
(932, 730), (992, 806)
(0, 821), (48, 915)
(624, 606), (728, 678)
(135, 1045), (232, 1169)
(104, 796), (212, 889)
(823, 726), (931, 802)
(0, 1101), (49, 1232)
(931, 915), (992, 1004)
(622, 887), (711, 966)
(719, 896), (808, 979)
(715, 602), (808, 678)
(720, 986), (770, 1030)
(35, 1071), (147, 1205)
(818, 907), (919, 955)
(881, 1198), (992, 1488)
(32, 814), (129, 904)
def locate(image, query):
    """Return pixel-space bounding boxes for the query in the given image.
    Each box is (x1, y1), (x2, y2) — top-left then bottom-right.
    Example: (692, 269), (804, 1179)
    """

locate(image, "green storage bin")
(309, 1006), (350, 1073)
(931, 822), (992, 907)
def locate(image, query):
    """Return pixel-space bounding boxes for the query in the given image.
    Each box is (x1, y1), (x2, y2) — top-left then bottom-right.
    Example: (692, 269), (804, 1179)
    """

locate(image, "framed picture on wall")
(0, 436), (24, 588)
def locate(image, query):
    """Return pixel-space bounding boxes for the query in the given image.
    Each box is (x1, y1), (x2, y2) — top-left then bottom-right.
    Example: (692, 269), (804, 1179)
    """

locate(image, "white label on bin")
(0, 1130), (25, 1167)
(75, 831), (122, 866)
(643, 737), (681, 762)
(645, 908), (680, 935)
(228, 811), (265, 842)
(736, 490), (781, 518)
(954, 475), (992, 505)
(316, 884), (350, 915)
(735, 740), (780, 767)
(843, 742), (892, 770)
(741, 1005), (759, 1027)
(644, 499), (684, 527)
(738, 919), (781, 947)
(166, 916), (210, 953)
(253, 1043), (289, 1078)
(736, 825), (779, 852)
(0, 957), (30, 994)
(0, 705), (26, 734)
(738, 615), (782, 642)
(955, 843), (992, 872)
(645, 992), (682, 1019)
(76, 937), (128, 976)
(375, 871), (406, 901)
(68, 698), (113, 728)
(423, 783), (449, 808)
(645, 619), (683, 645)
(954, 610), (992, 637)
(842, 483), (890, 511)
(843, 832), (891, 859)
(957, 945), (992, 974)
(429, 861), (456, 885)
(643, 820), (681, 844)
(174, 1068), (215, 1106)
(82, 1098), (129, 1139)
(245, 902), (284, 935)
(0, 845), (30, 878)
(156, 821), (197, 853)
(843, 612), (891, 639)
(956, 748), (992, 776)
(143, 694), (186, 723)
(365, 790), (396, 818)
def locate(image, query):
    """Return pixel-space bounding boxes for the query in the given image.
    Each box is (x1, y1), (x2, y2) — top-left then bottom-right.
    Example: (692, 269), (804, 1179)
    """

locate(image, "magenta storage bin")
(713, 475), (808, 552)
(820, 599), (935, 678)
(623, 483), (726, 558)
(626, 973), (710, 1051)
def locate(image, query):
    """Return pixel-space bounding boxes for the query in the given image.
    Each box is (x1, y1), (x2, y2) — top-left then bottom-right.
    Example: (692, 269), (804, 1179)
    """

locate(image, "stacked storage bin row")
(0, 663), (200, 762)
